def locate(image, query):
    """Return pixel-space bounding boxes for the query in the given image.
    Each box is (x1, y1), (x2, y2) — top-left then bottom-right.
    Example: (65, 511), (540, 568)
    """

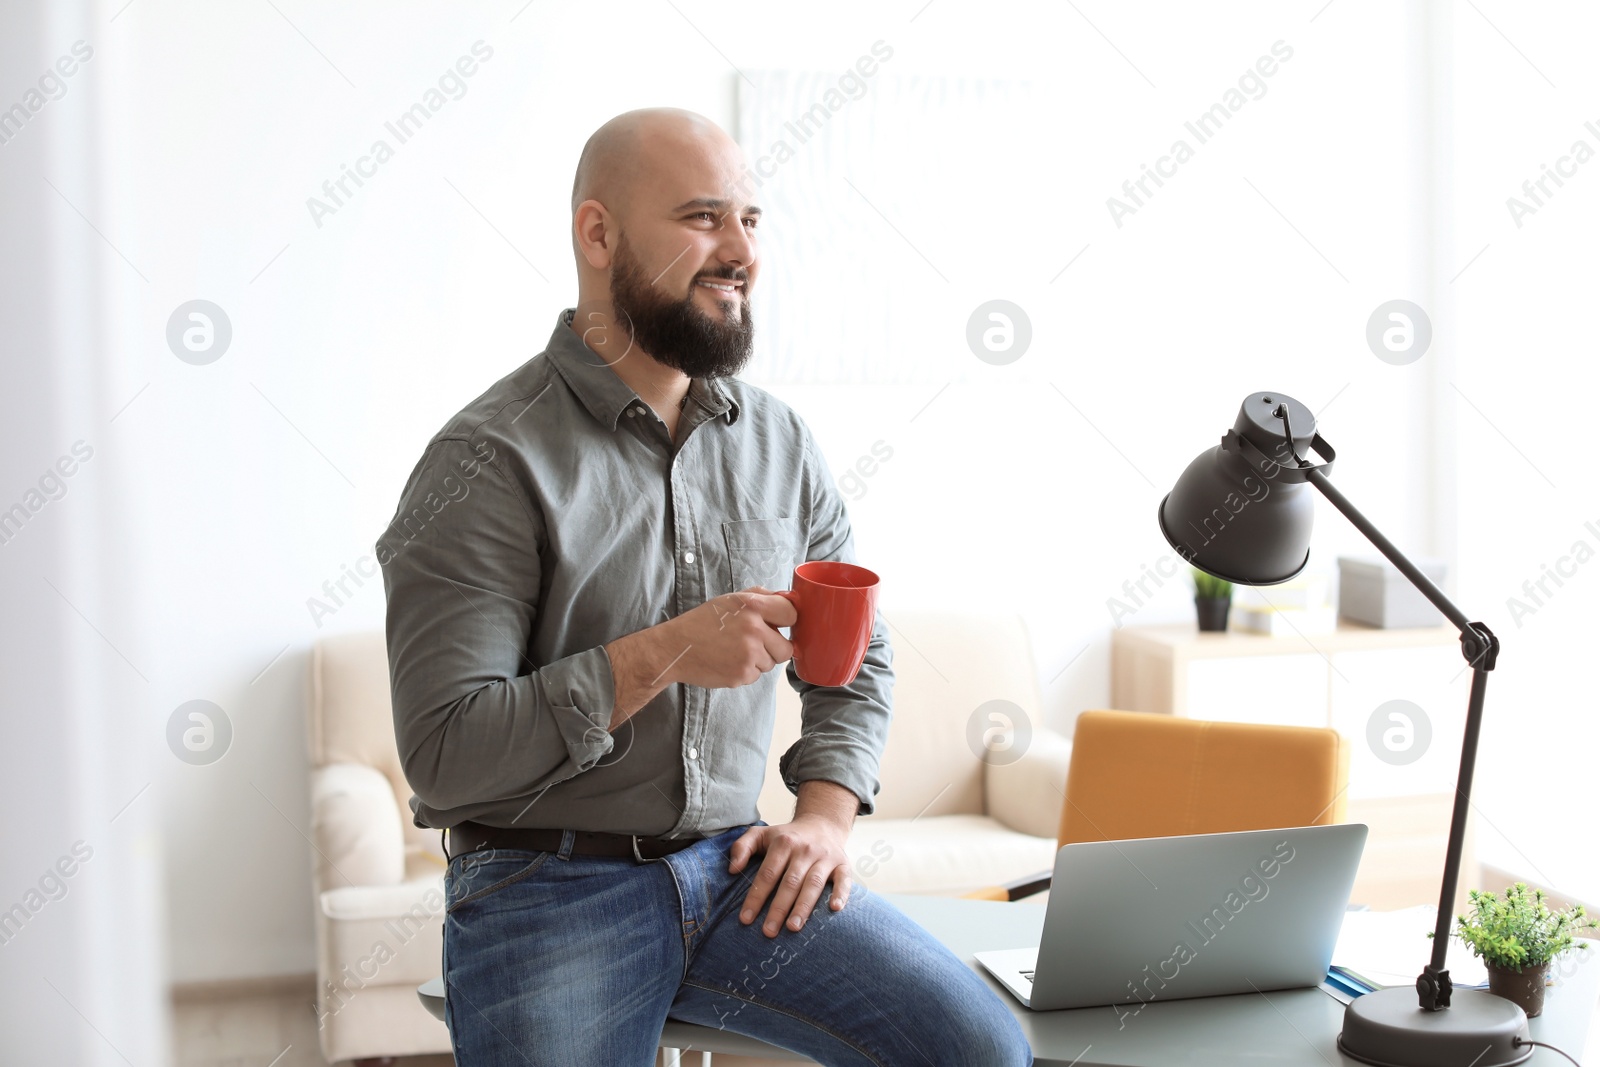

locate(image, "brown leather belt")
(446, 820), (709, 862)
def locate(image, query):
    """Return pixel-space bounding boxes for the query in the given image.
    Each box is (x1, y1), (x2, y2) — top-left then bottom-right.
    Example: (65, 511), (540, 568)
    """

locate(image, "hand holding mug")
(662, 588), (796, 689)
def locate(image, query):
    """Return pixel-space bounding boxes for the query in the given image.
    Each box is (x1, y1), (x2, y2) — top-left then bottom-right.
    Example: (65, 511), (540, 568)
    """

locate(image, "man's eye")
(742, 217), (759, 230)
(693, 211), (716, 222)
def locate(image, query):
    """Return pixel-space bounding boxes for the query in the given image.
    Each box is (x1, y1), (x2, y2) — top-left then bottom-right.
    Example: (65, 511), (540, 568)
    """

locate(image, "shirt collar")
(544, 309), (741, 431)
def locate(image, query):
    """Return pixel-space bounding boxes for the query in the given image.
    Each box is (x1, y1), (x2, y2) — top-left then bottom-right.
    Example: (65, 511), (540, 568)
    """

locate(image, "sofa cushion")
(760, 611), (1046, 822)
(311, 763), (406, 888)
(984, 728), (1073, 840)
(318, 875), (447, 990)
(844, 814), (1057, 896)
(310, 632), (446, 874)
(320, 876), (446, 923)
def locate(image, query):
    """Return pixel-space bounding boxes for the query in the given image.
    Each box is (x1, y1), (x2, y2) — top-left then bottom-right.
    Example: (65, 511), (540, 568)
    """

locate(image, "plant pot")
(1195, 597), (1231, 633)
(1486, 960), (1549, 1017)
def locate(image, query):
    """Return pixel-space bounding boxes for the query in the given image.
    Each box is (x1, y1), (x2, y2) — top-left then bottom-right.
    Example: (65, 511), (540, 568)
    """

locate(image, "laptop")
(974, 823), (1367, 1012)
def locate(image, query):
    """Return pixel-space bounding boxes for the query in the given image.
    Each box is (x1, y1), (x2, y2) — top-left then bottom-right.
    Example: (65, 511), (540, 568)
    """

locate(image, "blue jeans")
(441, 823), (1033, 1066)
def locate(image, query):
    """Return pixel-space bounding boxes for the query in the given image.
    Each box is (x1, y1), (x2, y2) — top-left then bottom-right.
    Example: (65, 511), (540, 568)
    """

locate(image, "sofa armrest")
(983, 727), (1072, 841)
(310, 762), (405, 891)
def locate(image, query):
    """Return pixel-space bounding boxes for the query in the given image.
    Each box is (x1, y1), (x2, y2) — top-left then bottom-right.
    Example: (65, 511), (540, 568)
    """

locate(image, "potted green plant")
(1444, 882), (1597, 1017)
(1191, 568), (1233, 632)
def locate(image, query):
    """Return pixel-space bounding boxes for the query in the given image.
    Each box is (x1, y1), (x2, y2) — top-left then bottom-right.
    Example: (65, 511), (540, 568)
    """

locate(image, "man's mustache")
(693, 267), (750, 285)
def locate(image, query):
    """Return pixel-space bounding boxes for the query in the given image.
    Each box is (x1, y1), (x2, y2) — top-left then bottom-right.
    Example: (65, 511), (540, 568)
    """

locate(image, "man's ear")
(574, 199), (615, 270)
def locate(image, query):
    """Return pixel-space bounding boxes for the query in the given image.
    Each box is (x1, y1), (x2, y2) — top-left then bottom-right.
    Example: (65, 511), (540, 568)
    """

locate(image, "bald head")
(571, 108), (744, 220)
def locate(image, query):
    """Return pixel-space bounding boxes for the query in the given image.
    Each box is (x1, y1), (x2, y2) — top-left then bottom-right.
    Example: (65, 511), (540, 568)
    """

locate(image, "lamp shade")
(1157, 391), (1320, 586)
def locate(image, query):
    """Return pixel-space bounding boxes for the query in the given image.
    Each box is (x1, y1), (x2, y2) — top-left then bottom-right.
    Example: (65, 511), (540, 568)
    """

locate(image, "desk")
(420, 893), (1600, 1065)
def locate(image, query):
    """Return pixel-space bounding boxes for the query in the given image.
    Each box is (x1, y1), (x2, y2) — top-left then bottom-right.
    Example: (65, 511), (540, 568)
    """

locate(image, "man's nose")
(716, 214), (756, 269)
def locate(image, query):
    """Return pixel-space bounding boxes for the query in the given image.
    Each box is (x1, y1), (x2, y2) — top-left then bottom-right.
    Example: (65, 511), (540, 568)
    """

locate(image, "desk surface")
(657, 893), (1600, 1066)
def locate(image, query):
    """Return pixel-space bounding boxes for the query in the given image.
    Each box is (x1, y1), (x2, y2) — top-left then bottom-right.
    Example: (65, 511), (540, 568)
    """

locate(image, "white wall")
(0, 3), (169, 1062)
(10, 0), (1567, 996)
(1446, 3), (1600, 900)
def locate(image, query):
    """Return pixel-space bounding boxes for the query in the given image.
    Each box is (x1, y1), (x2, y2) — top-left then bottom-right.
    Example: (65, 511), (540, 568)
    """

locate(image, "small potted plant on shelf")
(1191, 568), (1233, 633)
(1445, 882), (1597, 1017)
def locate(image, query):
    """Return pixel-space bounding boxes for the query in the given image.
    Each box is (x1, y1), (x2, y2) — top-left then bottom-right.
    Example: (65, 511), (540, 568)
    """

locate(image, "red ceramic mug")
(776, 560), (880, 687)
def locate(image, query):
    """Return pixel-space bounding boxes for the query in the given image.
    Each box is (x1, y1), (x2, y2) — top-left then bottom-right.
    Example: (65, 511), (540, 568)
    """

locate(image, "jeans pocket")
(446, 850), (551, 915)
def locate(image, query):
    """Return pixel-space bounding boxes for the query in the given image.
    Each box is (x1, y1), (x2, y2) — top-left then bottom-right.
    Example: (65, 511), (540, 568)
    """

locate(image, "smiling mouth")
(695, 278), (744, 299)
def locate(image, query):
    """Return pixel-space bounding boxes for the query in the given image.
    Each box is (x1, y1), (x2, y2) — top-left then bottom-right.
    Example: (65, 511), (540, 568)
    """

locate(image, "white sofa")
(305, 610), (1071, 1064)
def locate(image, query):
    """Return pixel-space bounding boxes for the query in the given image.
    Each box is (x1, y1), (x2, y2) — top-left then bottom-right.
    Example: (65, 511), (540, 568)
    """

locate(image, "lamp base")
(1338, 987), (1531, 1067)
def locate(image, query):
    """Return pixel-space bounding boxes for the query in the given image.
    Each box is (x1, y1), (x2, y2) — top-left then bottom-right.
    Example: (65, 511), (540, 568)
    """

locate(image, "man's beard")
(609, 233), (754, 380)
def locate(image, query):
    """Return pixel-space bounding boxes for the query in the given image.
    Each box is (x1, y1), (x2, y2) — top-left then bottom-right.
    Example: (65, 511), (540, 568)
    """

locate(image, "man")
(380, 108), (1031, 1066)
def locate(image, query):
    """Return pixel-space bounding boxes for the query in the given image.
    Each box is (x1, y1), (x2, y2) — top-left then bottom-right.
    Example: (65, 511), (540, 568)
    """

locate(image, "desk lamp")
(1158, 391), (1530, 1067)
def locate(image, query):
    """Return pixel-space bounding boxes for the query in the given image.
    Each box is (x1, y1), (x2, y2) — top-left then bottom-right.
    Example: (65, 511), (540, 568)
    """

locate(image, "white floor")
(171, 979), (453, 1067)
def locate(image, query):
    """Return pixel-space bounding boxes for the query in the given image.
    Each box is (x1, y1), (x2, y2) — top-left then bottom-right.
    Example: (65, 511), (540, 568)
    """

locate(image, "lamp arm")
(1302, 467), (1469, 631)
(1302, 465), (1499, 1011)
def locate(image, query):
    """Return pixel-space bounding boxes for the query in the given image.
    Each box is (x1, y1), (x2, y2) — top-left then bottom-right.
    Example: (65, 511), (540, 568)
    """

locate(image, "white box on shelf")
(1338, 555), (1448, 629)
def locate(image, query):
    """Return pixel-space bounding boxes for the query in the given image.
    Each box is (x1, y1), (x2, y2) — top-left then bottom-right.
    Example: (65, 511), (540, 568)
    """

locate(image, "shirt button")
(684, 551), (695, 563)
(625, 409), (635, 418)
(687, 746), (699, 760)
(634, 405), (647, 416)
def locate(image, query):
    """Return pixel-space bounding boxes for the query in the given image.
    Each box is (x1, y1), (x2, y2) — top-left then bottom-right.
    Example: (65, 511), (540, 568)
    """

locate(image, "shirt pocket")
(720, 517), (802, 593)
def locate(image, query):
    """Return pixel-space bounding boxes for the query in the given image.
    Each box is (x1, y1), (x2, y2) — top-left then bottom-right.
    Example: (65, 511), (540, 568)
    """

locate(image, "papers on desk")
(1321, 906), (1488, 1003)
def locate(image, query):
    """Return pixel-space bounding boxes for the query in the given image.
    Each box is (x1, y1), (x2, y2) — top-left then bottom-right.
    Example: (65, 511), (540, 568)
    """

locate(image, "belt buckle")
(630, 834), (652, 864)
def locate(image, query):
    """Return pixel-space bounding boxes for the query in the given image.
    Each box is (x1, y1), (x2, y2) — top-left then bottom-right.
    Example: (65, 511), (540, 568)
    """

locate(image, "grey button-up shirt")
(379, 310), (894, 837)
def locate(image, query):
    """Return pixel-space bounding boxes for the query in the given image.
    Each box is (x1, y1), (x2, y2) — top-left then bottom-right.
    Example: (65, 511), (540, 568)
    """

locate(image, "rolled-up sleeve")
(379, 437), (616, 816)
(778, 429), (895, 816)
